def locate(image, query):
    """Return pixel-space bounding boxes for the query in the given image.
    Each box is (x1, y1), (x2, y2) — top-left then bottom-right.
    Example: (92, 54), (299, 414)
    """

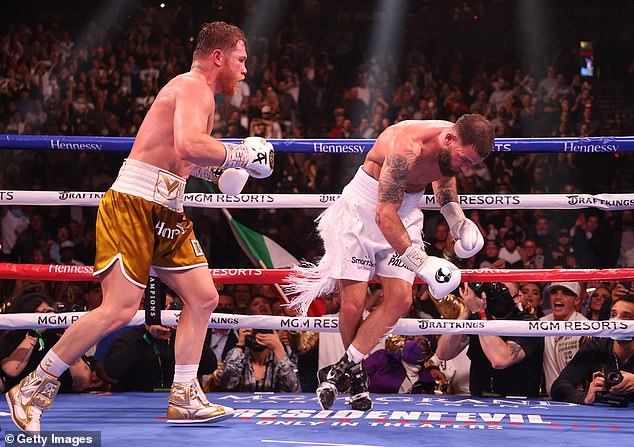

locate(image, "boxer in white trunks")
(287, 114), (494, 410)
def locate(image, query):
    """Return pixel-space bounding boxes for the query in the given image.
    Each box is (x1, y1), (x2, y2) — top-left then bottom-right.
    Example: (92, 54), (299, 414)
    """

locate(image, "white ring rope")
(0, 311), (632, 338)
(2, 190), (634, 210)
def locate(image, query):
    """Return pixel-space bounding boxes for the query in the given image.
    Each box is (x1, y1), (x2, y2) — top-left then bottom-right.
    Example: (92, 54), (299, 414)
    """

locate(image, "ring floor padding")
(1, 392), (630, 446)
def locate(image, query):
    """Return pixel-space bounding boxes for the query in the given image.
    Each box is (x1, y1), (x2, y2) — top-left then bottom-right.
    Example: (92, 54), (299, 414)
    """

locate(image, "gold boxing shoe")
(6, 370), (60, 435)
(166, 378), (234, 424)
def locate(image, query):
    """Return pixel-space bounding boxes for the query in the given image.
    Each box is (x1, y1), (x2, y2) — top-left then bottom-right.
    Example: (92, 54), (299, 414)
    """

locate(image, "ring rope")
(1, 134), (633, 154)
(2, 191), (634, 211)
(0, 311), (632, 337)
(2, 263), (634, 283)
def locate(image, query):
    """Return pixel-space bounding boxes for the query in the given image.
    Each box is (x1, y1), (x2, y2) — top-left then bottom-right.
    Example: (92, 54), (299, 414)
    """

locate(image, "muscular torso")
(128, 73), (214, 177)
(363, 120), (454, 192)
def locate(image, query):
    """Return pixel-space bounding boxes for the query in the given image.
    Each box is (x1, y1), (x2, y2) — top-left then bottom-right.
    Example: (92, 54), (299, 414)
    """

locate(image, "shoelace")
(191, 381), (211, 406)
(30, 406), (42, 421)
(19, 379), (41, 403)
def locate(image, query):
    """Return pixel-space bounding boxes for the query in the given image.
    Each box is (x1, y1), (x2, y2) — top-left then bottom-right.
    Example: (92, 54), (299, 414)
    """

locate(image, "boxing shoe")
(221, 137), (274, 179)
(348, 362), (372, 411)
(167, 378), (234, 424)
(316, 354), (354, 410)
(6, 370), (60, 435)
(317, 365), (350, 392)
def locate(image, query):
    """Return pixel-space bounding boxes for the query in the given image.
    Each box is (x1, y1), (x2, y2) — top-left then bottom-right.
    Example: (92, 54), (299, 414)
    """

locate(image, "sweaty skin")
(46, 41), (248, 367)
(363, 119), (484, 256)
(129, 40), (247, 176)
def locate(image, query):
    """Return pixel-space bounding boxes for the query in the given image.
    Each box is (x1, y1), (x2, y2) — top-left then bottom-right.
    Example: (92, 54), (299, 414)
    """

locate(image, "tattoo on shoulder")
(507, 341), (524, 360)
(379, 154), (409, 204)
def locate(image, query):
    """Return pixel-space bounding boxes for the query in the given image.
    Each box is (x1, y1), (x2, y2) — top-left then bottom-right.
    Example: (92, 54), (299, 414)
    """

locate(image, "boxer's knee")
(392, 294), (413, 319)
(379, 282), (413, 318)
(182, 287), (219, 315)
(339, 299), (364, 324)
(99, 304), (139, 331)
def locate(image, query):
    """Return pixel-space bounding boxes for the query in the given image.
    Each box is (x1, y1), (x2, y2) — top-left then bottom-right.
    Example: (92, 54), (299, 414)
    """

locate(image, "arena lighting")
(515, 0), (553, 69)
(366, 0), (407, 61)
(240, 0), (288, 43)
(75, 0), (138, 49)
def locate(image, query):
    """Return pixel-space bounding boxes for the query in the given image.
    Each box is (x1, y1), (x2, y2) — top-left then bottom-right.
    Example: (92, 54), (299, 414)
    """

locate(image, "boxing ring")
(1, 134), (634, 446)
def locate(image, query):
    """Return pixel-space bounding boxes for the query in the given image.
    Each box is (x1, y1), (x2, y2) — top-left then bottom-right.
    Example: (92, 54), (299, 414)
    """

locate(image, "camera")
(245, 329), (273, 351)
(468, 282), (494, 297)
(469, 282), (516, 319)
(604, 369), (624, 391)
(596, 367), (628, 407)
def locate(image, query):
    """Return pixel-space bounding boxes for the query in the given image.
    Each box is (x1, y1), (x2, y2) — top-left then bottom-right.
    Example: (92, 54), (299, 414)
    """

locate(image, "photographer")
(0, 293), (91, 392)
(551, 295), (634, 406)
(221, 328), (300, 392)
(436, 282), (544, 397)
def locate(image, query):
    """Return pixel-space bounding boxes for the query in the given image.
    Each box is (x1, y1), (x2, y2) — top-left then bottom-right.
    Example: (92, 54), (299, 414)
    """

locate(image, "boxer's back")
(363, 119), (455, 192)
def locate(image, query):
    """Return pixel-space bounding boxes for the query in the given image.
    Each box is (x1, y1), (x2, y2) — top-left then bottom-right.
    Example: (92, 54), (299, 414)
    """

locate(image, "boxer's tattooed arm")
(379, 154), (409, 204)
(507, 341), (524, 361)
(432, 177), (459, 207)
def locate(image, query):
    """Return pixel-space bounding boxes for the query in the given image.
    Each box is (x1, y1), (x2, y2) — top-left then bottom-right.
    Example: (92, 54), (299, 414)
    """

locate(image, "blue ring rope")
(1, 134), (633, 154)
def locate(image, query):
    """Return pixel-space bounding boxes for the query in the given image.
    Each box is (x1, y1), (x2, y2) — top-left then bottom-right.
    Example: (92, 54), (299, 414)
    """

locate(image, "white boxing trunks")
(286, 166), (424, 316)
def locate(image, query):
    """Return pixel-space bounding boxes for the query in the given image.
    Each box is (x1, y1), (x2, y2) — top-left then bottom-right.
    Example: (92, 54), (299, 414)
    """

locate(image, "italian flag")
(221, 209), (299, 269)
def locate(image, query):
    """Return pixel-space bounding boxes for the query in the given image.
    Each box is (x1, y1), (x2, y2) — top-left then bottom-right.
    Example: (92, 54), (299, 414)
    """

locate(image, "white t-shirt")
(540, 311), (588, 395)
(1, 211), (29, 255)
(429, 346), (471, 396)
(499, 246), (522, 265)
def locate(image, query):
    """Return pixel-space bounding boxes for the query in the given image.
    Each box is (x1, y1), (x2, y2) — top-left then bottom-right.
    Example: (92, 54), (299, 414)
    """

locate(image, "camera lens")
(605, 370), (623, 388)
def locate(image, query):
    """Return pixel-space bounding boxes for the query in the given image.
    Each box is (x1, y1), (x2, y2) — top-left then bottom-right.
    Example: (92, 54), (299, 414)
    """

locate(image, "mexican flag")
(221, 209), (299, 269)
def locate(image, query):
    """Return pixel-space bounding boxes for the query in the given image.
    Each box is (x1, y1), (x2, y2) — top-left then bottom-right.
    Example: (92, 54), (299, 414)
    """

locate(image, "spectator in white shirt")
(540, 282), (587, 395)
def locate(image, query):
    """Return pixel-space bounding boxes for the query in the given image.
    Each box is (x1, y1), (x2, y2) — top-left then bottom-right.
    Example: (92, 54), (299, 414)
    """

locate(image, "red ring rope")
(2, 263), (634, 284)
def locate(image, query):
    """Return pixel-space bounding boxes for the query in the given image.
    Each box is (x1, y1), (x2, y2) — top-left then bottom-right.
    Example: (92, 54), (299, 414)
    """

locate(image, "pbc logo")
(435, 267), (452, 283)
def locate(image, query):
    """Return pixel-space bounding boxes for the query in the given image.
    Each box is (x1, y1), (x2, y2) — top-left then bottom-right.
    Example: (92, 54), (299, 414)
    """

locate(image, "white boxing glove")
(218, 168), (249, 195)
(221, 136), (274, 179)
(440, 202), (484, 259)
(400, 244), (461, 300)
(189, 166), (249, 195)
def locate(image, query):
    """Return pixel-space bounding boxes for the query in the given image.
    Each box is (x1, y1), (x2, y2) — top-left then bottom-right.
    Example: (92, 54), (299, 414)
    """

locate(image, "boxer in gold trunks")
(6, 22), (274, 434)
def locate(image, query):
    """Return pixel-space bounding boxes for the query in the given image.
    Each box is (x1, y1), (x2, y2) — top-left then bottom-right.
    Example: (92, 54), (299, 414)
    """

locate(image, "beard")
(438, 148), (460, 177)
(219, 68), (239, 96)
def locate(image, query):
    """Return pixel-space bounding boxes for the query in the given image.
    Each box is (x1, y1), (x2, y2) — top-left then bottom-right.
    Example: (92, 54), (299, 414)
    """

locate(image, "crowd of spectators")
(1, 1), (634, 404)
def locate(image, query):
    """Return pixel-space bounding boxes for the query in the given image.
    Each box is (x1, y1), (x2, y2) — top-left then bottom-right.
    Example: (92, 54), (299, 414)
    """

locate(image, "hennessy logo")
(44, 358), (53, 368)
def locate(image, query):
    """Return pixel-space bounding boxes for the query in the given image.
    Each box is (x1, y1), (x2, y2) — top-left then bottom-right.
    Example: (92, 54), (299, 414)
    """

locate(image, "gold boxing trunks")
(93, 158), (208, 287)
